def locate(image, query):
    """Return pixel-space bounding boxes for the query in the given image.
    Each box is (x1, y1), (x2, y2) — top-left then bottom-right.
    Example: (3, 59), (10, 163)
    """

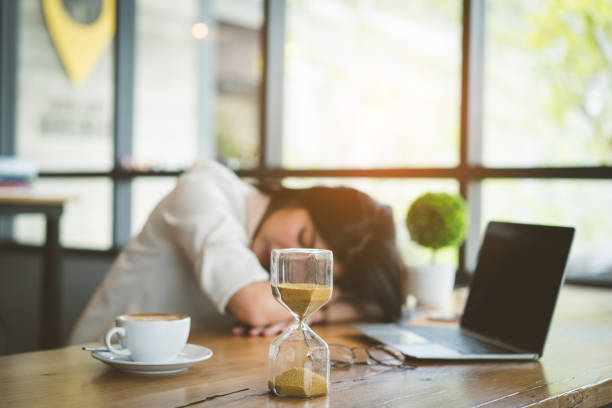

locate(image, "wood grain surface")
(0, 285), (610, 407)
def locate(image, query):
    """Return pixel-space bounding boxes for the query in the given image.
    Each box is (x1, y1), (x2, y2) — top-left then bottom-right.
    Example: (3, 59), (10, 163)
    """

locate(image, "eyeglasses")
(329, 344), (416, 370)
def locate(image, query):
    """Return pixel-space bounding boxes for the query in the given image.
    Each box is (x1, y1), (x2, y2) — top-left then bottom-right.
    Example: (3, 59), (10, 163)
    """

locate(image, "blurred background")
(0, 0), (611, 354)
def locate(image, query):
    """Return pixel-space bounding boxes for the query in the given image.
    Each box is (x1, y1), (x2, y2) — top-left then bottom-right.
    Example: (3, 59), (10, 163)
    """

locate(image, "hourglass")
(268, 249), (332, 398)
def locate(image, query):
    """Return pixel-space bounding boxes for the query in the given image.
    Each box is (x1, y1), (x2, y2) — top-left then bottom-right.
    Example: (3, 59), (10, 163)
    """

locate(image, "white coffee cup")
(104, 313), (191, 362)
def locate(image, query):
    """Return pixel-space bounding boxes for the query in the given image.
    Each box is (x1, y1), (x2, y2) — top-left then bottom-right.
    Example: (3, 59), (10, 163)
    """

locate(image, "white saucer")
(91, 344), (213, 375)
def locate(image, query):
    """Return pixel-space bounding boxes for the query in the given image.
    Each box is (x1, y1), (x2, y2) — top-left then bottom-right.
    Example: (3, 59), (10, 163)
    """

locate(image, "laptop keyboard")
(402, 325), (514, 355)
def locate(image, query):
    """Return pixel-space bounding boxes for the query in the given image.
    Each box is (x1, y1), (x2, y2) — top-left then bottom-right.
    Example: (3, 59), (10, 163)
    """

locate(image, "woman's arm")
(231, 286), (384, 336)
(310, 301), (360, 324)
(226, 281), (292, 327)
(160, 170), (276, 318)
(310, 287), (383, 324)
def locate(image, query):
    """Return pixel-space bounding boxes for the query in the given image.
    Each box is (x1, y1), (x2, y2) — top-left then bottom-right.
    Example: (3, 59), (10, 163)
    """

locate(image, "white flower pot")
(406, 264), (456, 308)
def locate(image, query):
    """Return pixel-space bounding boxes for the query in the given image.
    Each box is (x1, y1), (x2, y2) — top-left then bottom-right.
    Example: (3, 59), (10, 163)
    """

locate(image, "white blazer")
(69, 161), (270, 344)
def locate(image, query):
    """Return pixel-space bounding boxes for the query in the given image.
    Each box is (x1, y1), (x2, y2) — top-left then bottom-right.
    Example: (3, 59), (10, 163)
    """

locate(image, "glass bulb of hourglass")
(268, 249), (333, 398)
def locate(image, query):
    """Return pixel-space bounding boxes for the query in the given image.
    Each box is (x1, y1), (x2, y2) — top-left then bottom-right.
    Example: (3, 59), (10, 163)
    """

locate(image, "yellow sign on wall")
(42, 0), (116, 85)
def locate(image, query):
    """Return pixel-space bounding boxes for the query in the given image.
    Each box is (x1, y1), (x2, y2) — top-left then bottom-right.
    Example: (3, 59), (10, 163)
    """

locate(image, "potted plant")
(405, 192), (467, 307)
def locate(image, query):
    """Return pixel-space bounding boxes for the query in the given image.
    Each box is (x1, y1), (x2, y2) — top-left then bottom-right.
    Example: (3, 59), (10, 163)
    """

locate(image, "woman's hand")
(232, 318), (294, 337)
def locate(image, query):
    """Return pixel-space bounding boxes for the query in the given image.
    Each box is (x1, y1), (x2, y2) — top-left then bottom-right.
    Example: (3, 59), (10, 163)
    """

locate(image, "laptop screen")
(461, 221), (574, 355)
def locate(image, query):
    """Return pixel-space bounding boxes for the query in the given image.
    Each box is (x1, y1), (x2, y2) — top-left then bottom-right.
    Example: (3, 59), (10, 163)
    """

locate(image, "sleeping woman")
(69, 160), (406, 343)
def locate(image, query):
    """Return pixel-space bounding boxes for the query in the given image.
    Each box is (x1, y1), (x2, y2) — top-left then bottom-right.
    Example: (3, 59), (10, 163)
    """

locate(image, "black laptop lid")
(460, 221), (575, 355)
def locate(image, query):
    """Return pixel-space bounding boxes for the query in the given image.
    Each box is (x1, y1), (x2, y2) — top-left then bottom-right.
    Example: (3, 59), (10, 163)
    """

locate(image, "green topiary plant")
(406, 192), (468, 264)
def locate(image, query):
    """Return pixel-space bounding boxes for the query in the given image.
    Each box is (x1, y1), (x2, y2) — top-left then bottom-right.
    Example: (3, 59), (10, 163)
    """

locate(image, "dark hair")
(258, 184), (406, 321)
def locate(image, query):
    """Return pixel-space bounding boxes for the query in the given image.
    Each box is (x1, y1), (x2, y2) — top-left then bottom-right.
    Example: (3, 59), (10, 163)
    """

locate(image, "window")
(15, 178), (113, 249)
(133, 0), (202, 171)
(12, 0), (114, 249)
(283, 0), (461, 169)
(471, 180), (612, 278)
(473, 0), (612, 282)
(16, 0), (114, 172)
(132, 0), (263, 171)
(484, 0), (612, 167)
(215, 0), (263, 169)
(1, 0), (610, 285)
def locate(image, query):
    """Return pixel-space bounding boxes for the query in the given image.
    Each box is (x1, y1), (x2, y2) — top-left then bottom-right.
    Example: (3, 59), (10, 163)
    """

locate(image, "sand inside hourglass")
(271, 282), (331, 397)
(273, 367), (327, 397)
(276, 283), (331, 321)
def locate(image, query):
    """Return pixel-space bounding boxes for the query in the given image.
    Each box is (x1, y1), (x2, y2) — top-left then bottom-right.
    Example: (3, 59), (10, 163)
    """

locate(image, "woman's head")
(249, 205), (331, 271)
(250, 184), (406, 321)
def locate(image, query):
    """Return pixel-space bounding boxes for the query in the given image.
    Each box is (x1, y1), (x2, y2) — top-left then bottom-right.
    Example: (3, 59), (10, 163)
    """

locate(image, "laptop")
(356, 221), (575, 360)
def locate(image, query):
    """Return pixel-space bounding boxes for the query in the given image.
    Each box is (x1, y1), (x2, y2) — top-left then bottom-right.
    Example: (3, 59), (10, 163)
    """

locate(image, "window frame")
(1, 0), (611, 286)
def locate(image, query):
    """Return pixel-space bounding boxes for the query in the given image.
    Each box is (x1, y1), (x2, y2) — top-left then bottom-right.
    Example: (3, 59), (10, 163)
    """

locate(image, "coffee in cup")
(104, 313), (191, 362)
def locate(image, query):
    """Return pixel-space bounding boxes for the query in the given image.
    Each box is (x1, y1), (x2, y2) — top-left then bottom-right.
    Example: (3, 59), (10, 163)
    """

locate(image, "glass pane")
(283, 0), (461, 169)
(14, 178), (113, 249)
(479, 179), (612, 277)
(133, 0), (200, 170)
(483, 0), (612, 167)
(215, 0), (263, 170)
(16, 0), (114, 171)
(283, 178), (460, 266)
(133, 0), (262, 171)
(131, 177), (177, 237)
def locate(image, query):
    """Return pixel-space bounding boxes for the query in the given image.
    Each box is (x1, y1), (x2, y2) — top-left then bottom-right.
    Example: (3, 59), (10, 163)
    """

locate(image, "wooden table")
(0, 189), (68, 349)
(0, 286), (610, 407)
